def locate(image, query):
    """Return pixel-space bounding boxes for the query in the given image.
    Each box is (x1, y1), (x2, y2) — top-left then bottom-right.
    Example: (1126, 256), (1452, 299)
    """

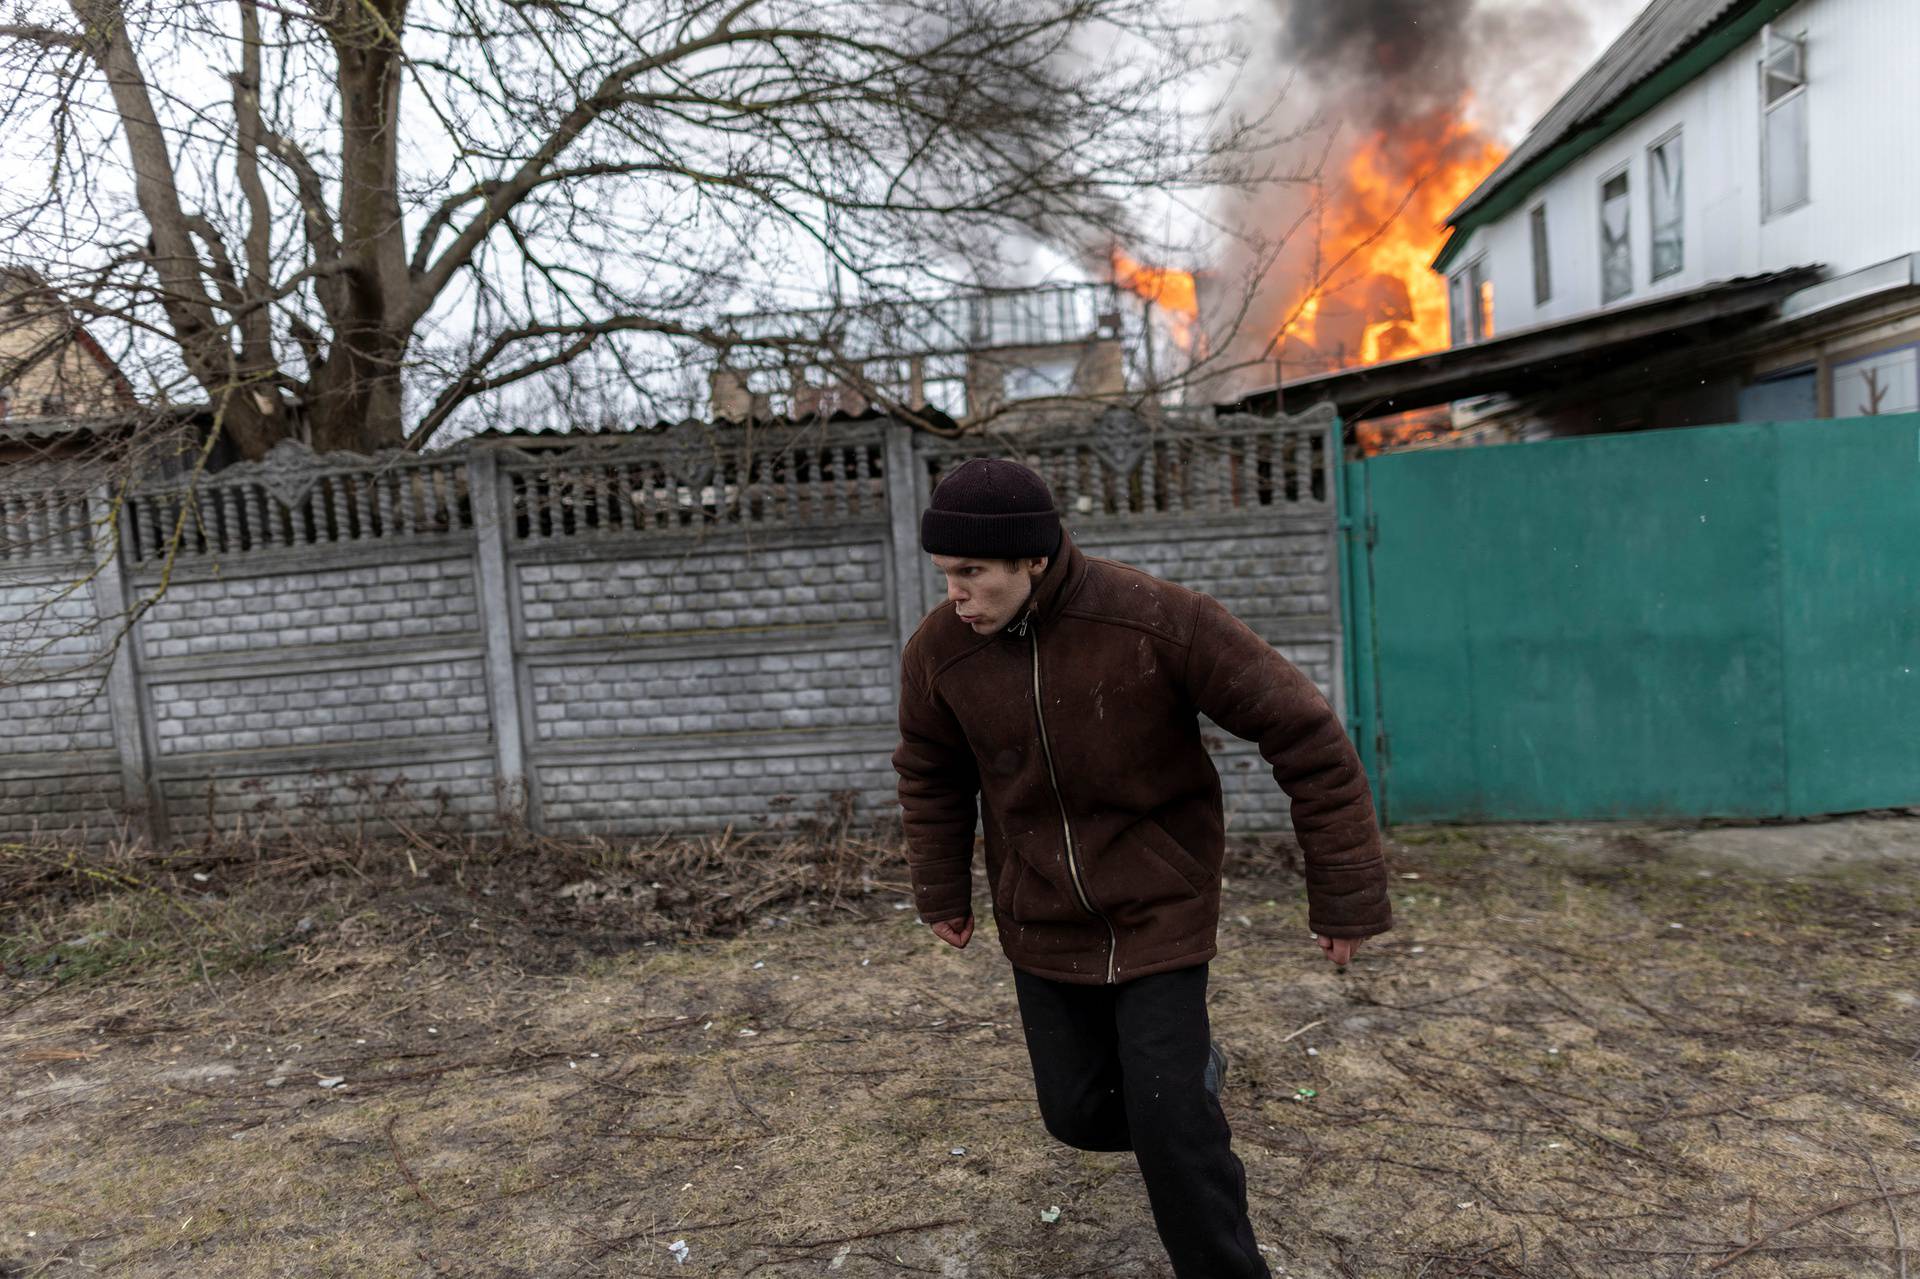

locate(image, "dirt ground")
(3, 814), (1918, 1278)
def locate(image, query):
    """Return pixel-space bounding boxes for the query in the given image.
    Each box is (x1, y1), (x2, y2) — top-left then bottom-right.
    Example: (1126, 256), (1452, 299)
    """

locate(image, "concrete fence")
(0, 407), (1341, 844)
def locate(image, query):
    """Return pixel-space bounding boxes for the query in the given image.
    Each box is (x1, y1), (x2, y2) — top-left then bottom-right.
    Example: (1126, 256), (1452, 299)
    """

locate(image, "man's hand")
(1315, 934), (1363, 967)
(930, 915), (974, 949)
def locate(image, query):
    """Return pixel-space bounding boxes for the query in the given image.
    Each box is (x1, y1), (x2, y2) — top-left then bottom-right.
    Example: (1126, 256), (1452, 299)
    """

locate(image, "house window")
(1649, 132), (1683, 280)
(1529, 204), (1551, 305)
(1600, 169), (1632, 303)
(1762, 29), (1808, 217)
(1000, 353), (1079, 402)
(1450, 258), (1493, 344)
(1831, 345), (1920, 417)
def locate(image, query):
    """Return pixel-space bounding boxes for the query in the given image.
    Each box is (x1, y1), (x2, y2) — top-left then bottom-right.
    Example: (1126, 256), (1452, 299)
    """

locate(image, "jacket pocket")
(1137, 817), (1214, 899)
(1004, 857), (1085, 923)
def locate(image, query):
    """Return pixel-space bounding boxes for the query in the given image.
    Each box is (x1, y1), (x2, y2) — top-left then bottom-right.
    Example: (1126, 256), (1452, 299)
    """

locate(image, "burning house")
(1236, 0), (1920, 448)
(1178, 0), (1552, 446)
(697, 2), (1554, 440)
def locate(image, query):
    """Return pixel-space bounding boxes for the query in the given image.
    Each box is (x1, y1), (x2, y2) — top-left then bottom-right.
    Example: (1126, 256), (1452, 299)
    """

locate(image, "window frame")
(1647, 126), (1684, 282)
(1828, 340), (1920, 418)
(1528, 203), (1552, 306)
(1450, 255), (1493, 344)
(1598, 163), (1634, 305)
(1760, 29), (1810, 220)
(1468, 257), (1494, 341)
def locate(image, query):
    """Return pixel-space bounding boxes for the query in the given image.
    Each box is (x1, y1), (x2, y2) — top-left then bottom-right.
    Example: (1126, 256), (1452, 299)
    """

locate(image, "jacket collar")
(1003, 530), (1087, 637)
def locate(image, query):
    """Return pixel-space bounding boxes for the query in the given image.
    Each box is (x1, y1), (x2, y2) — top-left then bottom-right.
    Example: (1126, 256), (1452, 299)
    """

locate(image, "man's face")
(931, 555), (1048, 634)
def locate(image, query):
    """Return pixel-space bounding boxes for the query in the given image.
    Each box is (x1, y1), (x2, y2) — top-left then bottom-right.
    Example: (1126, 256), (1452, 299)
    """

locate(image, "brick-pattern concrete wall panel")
(137, 557), (478, 661)
(539, 750), (898, 832)
(0, 678), (115, 754)
(0, 768), (123, 841)
(0, 423), (1339, 838)
(149, 659), (489, 755)
(1079, 529), (1332, 625)
(518, 542), (888, 642)
(530, 646), (895, 741)
(0, 581), (101, 661)
(159, 756), (500, 841)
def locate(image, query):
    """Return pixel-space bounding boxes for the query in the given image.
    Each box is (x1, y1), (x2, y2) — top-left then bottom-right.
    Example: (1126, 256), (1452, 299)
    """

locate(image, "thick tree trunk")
(307, 0), (412, 456)
(216, 389), (292, 461)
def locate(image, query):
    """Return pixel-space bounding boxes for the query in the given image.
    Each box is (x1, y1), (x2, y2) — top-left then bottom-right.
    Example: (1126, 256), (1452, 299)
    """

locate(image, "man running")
(893, 457), (1392, 1278)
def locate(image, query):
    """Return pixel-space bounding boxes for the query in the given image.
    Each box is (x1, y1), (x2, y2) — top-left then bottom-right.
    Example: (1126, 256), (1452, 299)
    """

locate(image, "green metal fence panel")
(1343, 418), (1920, 822)
(1776, 415), (1920, 816)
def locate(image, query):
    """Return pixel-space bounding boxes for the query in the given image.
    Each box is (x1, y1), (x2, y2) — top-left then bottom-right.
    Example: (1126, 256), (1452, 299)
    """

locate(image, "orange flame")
(1279, 107), (1505, 371)
(1112, 248), (1198, 315)
(1112, 248), (1199, 352)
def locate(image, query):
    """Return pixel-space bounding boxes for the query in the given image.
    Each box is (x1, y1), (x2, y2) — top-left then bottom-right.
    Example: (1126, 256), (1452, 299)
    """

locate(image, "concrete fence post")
(87, 482), (168, 844)
(882, 419), (925, 669)
(465, 448), (537, 829)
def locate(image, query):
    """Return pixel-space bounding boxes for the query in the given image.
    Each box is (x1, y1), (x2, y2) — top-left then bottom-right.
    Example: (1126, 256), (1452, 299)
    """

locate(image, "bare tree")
(0, 0), (1266, 458)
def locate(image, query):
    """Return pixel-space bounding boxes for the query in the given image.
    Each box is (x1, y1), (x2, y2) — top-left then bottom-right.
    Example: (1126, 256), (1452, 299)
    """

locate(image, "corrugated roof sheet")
(1449, 0), (1751, 225)
(457, 405), (924, 449)
(0, 415), (101, 443)
(0, 407), (187, 444)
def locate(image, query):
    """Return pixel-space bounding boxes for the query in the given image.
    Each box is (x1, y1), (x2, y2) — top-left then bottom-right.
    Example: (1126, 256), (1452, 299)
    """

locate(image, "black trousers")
(1013, 963), (1271, 1279)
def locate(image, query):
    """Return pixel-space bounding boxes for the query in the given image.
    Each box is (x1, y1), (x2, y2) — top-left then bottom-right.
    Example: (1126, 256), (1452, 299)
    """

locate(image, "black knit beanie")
(920, 458), (1062, 560)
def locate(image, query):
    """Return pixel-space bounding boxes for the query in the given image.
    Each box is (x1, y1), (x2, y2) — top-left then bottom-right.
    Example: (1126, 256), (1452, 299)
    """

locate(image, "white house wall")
(1452, 0), (1920, 338)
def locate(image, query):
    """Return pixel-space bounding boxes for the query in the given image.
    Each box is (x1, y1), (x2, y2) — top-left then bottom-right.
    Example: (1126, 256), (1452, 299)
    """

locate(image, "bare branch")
(64, 0), (223, 336)
(229, 0), (278, 370)
(405, 330), (597, 449)
(0, 23), (87, 51)
(405, 17), (958, 326)
(259, 129), (345, 319)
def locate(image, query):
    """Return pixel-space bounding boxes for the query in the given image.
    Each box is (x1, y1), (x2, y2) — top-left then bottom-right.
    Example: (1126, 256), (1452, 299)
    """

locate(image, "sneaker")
(1203, 1039), (1228, 1099)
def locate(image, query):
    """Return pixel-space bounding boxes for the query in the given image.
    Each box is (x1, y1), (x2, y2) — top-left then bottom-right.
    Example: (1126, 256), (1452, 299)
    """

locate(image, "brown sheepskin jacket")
(893, 531), (1391, 984)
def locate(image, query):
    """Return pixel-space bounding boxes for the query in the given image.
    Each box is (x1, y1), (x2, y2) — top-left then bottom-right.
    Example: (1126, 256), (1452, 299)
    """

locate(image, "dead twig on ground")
(384, 1113), (439, 1213)
(1708, 1187), (1920, 1270)
(770, 1217), (967, 1251)
(723, 1061), (776, 1135)
(1862, 1145), (1912, 1279)
(0, 1197), (125, 1223)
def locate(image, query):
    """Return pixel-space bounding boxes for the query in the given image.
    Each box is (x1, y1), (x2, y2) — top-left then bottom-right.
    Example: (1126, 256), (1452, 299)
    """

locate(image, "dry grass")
(2, 814), (1917, 1278)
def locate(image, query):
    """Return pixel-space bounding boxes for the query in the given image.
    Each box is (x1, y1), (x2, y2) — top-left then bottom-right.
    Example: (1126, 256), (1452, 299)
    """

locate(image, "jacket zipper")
(1022, 614), (1118, 984)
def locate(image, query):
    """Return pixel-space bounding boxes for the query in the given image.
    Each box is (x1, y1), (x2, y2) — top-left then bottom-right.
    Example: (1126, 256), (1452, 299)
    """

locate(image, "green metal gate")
(1339, 413), (1920, 823)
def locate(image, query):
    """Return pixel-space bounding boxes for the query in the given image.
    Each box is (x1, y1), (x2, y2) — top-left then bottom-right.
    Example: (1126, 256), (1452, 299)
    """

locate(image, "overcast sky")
(1480, 0), (1649, 141)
